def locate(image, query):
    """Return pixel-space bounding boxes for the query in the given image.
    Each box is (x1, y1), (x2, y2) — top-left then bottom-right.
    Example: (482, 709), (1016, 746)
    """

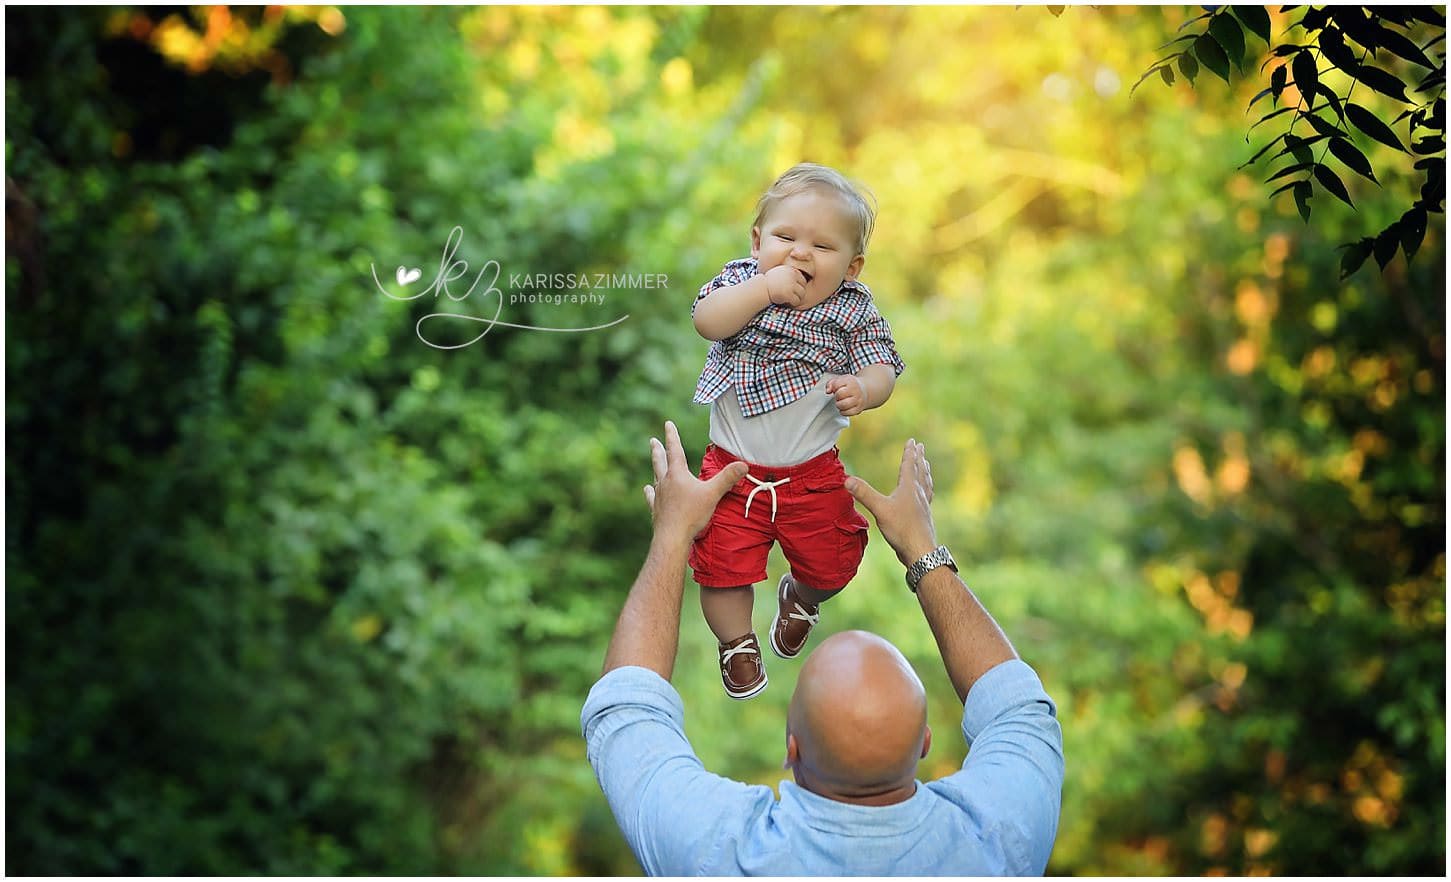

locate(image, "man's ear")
(920, 724), (933, 759)
(784, 732), (800, 770)
(845, 253), (865, 281)
(751, 226), (763, 260)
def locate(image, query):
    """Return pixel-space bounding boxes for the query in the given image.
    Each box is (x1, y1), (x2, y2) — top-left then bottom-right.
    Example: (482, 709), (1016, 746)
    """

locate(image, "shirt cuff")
(580, 665), (687, 741)
(960, 659), (1057, 745)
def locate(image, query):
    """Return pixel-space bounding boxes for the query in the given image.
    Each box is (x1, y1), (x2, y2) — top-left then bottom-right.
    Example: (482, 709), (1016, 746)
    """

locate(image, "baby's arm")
(833, 296), (905, 416)
(693, 266), (808, 341)
(826, 365), (896, 417)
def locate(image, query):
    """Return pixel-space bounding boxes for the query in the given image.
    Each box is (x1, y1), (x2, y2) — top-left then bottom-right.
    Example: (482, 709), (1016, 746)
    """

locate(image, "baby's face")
(751, 189), (865, 310)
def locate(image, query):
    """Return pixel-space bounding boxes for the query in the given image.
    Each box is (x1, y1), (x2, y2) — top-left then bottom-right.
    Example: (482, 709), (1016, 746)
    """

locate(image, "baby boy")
(689, 162), (905, 699)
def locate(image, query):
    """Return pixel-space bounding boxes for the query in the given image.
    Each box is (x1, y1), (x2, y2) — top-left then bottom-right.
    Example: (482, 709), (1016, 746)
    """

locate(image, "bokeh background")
(6, 5), (1444, 875)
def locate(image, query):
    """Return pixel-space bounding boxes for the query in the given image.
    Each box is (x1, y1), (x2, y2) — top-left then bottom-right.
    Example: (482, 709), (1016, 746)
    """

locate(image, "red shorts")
(689, 444), (870, 591)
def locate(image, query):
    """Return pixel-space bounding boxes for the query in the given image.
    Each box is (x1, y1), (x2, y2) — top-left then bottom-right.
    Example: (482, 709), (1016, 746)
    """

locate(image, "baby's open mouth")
(798, 269), (813, 283)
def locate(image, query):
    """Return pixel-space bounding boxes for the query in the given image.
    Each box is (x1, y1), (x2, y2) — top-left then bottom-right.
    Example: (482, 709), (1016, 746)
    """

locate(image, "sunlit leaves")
(1146, 5), (1445, 274)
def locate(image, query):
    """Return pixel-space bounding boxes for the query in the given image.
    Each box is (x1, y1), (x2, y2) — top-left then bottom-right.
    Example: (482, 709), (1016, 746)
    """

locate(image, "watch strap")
(906, 545), (957, 593)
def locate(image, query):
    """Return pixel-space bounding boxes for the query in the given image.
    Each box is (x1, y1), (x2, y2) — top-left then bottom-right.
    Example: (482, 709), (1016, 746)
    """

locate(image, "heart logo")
(396, 266), (423, 286)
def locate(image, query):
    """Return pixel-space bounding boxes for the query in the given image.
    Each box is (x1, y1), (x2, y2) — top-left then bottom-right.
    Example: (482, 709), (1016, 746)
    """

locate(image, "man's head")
(750, 163), (878, 310)
(785, 630), (932, 804)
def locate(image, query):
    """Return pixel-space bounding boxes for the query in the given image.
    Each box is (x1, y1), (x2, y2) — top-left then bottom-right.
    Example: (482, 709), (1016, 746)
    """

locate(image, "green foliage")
(6, 4), (1444, 877)
(1145, 5), (1446, 279)
(7, 5), (763, 873)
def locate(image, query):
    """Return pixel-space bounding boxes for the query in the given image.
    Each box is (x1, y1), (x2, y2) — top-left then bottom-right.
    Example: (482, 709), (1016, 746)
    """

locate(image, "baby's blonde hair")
(752, 163), (877, 256)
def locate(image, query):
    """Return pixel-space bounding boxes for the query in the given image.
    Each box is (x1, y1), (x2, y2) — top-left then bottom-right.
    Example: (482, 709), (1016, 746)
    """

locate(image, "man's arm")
(585, 421), (762, 875)
(601, 421), (748, 678)
(845, 439), (1017, 702)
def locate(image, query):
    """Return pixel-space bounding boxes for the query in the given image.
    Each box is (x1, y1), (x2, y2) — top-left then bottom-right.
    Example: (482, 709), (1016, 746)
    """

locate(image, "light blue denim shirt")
(581, 659), (1064, 876)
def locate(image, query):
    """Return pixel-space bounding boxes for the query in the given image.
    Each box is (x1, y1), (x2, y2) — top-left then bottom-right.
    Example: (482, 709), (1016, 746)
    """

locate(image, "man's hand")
(764, 264), (807, 308)
(825, 375), (866, 416)
(844, 438), (940, 567)
(642, 420), (749, 546)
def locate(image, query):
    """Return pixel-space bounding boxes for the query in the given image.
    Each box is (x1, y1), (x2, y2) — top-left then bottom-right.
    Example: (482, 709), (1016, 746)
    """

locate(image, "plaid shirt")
(692, 258), (905, 417)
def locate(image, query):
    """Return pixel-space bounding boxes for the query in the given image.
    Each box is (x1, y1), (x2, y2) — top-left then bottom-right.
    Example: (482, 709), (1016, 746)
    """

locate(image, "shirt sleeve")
(844, 297), (906, 376)
(691, 259), (758, 319)
(926, 660), (1065, 875)
(580, 666), (774, 875)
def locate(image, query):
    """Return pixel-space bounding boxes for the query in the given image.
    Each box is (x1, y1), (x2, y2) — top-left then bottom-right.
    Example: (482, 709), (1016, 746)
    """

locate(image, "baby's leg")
(785, 576), (842, 605)
(700, 584), (755, 642)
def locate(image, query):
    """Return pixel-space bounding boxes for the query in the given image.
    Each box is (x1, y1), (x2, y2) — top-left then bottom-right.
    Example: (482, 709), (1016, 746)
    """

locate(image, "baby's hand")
(826, 375), (865, 416)
(764, 264), (807, 308)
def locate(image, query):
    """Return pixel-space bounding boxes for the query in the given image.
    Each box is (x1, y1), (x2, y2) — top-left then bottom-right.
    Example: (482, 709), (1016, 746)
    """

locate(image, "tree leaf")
(1399, 206), (1429, 258)
(1269, 180), (1300, 202)
(1271, 43), (1305, 57)
(1346, 102), (1407, 152)
(1374, 23), (1438, 69)
(1292, 50), (1319, 111)
(1420, 160), (1445, 205)
(1270, 62), (1288, 102)
(1209, 12), (1247, 70)
(1130, 63), (1171, 97)
(1338, 237), (1374, 278)
(1251, 105), (1297, 131)
(1232, 4), (1273, 46)
(1157, 33), (1200, 52)
(1195, 32), (1233, 84)
(1328, 137), (1378, 183)
(1267, 160), (1314, 183)
(1410, 7), (1446, 27)
(1304, 110), (1350, 140)
(1176, 51), (1201, 85)
(1372, 222), (1402, 268)
(1316, 84), (1345, 121)
(1314, 163), (1355, 208)
(1294, 179), (1313, 221)
(1412, 135), (1445, 155)
(1332, 6), (1380, 51)
(1241, 132), (1288, 168)
(1414, 69), (1446, 93)
(1317, 26), (1363, 77)
(1357, 64), (1410, 103)
(1161, 65), (1176, 86)
(1280, 132), (1326, 164)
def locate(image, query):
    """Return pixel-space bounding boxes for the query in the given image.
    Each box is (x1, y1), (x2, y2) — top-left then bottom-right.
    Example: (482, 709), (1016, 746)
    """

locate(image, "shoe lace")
(722, 637), (759, 663)
(787, 603), (819, 627)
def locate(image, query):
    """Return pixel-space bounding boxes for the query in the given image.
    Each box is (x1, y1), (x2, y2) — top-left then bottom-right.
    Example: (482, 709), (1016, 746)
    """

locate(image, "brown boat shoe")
(770, 573), (821, 659)
(718, 632), (768, 700)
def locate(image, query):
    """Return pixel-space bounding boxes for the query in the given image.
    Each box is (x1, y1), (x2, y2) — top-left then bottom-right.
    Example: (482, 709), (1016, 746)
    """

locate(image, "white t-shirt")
(708, 378), (847, 467)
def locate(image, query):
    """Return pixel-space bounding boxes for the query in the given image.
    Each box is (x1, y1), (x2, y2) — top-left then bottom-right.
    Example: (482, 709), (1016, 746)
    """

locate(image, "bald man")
(582, 422), (1063, 875)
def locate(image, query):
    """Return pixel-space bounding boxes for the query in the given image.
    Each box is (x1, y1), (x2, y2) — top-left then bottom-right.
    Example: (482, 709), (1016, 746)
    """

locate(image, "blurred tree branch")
(1138, 5), (1445, 279)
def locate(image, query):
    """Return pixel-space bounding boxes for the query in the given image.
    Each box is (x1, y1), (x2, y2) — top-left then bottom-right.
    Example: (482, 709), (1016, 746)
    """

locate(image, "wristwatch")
(906, 545), (957, 593)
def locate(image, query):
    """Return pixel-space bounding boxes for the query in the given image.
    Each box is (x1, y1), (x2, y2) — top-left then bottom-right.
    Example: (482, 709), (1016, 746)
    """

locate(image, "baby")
(689, 163), (905, 699)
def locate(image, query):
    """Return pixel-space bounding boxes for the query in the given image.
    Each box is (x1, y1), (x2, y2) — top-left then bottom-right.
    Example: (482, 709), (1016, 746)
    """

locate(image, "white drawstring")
(743, 474), (792, 522)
